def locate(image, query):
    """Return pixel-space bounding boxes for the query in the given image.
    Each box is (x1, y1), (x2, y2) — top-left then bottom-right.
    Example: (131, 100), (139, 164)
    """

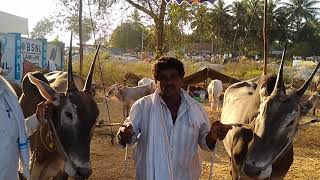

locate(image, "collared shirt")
(118, 93), (212, 180)
(0, 81), (40, 179)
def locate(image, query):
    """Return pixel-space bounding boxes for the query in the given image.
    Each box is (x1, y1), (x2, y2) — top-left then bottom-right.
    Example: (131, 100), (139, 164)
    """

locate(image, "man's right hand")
(118, 123), (134, 145)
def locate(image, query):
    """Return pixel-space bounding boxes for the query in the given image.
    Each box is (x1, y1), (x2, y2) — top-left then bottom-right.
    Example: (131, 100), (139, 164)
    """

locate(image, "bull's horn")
(84, 44), (100, 94)
(296, 61), (320, 97)
(273, 43), (287, 94)
(67, 32), (77, 93)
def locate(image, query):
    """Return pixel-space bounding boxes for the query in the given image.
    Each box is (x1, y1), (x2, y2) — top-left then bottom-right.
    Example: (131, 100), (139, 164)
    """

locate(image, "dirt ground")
(89, 93), (320, 180)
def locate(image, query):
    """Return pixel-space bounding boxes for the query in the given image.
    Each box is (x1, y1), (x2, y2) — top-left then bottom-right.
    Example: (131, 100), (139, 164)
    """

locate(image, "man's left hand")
(36, 101), (54, 125)
(207, 121), (233, 142)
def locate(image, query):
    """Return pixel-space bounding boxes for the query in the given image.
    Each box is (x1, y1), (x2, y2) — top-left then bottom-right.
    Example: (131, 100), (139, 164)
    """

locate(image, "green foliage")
(50, 36), (62, 45)
(109, 22), (145, 50)
(30, 18), (54, 39)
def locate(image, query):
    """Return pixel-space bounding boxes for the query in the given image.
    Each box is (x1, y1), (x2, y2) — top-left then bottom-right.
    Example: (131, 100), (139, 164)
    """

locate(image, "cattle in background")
(207, 79), (223, 111)
(19, 35), (99, 179)
(221, 45), (320, 180)
(107, 83), (155, 119)
(138, 77), (155, 86)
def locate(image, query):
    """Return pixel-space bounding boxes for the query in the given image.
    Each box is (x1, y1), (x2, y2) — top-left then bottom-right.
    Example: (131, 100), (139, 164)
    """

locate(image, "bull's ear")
(300, 93), (318, 116)
(28, 74), (58, 102)
(259, 82), (269, 101)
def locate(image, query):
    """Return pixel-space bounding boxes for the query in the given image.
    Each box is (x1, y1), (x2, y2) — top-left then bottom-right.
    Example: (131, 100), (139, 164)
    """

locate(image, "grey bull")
(221, 46), (320, 180)
(19, 34), (100, 179)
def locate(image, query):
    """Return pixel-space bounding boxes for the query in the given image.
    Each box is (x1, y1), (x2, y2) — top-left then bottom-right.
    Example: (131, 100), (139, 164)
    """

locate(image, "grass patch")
(72, 55), (198, 88)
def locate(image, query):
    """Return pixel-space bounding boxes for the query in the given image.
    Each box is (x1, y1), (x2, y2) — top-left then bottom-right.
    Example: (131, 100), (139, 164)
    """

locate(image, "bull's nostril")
(243, 163), (261, 176)
(77, 167), (92, 178)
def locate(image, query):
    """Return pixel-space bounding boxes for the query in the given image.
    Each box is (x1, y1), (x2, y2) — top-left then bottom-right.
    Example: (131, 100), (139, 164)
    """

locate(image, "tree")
(55, 0), (109, 43)
(65, 16), (95, 42)
(282, 0), (320, 31)
(165, 2), (190, 51)
(190, 4), (211, 43)
(109, 21), (147, 50)
(209, 0), (232, 51)
(30, 18), (54, 39)
(111, 0), (168, 58)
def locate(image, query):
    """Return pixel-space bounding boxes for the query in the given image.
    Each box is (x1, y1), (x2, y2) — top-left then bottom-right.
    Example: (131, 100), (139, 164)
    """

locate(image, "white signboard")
(0, 33), (22, 81)
(47, 43), (64, 69)
(21, 38), (46, 68)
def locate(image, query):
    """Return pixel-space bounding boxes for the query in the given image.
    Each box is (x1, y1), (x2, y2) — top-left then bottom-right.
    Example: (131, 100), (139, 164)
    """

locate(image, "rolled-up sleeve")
(197, 104), (215, 151)
(117, 100), (143, 148)
(25, 114), (40, 137)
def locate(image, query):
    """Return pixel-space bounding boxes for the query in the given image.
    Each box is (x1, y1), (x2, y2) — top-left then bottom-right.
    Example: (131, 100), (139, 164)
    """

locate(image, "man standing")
(0, 41), (52, 179)
(118, 57), (232, 180)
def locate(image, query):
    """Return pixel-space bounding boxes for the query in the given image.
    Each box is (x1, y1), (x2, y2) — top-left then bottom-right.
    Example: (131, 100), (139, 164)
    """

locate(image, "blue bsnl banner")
(165, 0), (215, 4)
(0, 33), (22, 81)
(21, 38), (47, 68)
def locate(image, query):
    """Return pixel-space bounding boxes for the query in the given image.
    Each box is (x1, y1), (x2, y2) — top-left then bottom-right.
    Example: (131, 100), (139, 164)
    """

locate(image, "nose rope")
(208, 143), (217, 180)
(121, 144), (129, 180)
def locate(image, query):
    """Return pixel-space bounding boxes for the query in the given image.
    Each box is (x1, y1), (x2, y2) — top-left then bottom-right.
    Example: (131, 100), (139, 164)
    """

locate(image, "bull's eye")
(65, 112), (73, 119)
(287, 120), (294, 127)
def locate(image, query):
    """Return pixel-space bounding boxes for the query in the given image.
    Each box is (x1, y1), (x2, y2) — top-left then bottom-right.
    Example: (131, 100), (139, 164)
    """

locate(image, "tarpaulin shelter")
(183, 68), (240, 89)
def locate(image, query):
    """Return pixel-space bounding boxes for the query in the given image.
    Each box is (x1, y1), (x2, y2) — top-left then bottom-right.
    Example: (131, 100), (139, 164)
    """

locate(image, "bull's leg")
(34, 158), (64, 180)
(122, 104), (126, 119)
(215, 97), (220, 112)
(313, 108), (316, 116)
(270, 146), (293, 180)
(125, 104), (130, 118)
(231, 128), (253, 180)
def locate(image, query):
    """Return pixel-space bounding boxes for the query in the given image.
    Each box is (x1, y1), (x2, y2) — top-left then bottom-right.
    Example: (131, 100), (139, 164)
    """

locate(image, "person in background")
(117, 57), (232, 180)
(0, 40), (53, 179)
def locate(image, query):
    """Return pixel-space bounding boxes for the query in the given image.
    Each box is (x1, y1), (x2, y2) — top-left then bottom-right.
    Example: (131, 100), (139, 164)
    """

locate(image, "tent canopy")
(0, 11), (28, 35)
(183, 68), (240, 89)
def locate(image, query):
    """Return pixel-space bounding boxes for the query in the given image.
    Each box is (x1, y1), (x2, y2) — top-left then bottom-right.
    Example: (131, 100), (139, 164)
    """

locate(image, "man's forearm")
(25, 114), (40, 137)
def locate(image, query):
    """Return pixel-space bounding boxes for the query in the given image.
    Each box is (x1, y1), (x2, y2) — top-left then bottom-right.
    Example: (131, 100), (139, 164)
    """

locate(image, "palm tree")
(190, 4), (211, 43)
(209, 0), (232, 51)
(282, 0), (320, 31)
(268, 0), (288, 44)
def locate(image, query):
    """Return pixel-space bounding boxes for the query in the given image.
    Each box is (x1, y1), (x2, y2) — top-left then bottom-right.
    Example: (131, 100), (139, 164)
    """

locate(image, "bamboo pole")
(79, 0), (83, 77)
(263, 0), (268, 75)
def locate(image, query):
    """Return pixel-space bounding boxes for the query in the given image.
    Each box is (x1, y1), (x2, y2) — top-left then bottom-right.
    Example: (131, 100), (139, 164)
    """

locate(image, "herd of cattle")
(12, 39), (320, 180)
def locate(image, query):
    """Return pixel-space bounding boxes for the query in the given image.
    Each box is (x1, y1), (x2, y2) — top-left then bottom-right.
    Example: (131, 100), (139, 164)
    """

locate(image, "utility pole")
(263, 0), (268, 75)
(79, 0), (83, 76)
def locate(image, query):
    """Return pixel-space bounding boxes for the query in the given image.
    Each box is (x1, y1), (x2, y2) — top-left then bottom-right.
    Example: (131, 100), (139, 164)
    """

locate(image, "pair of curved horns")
(67, 32), (100, 94)
(273, 43), (287, 94)
(273, 43), (320, 97)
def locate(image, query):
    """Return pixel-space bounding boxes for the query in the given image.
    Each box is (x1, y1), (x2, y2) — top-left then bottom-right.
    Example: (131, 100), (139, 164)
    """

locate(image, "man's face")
(156, 68), (183, 97)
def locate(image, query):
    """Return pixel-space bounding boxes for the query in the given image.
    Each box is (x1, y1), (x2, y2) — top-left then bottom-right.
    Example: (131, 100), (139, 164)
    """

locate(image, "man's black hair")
(152, 57), (185, 81)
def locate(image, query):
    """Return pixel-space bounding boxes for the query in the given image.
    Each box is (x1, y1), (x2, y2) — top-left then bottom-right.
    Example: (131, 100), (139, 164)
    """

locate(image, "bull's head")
(243, 45), (320, 179)
(106, 84), (122, 99)
(27, 33), (100, 178)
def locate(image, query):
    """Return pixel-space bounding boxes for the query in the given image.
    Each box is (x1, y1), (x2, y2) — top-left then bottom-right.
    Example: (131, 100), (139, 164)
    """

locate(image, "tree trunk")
(155, 19), (165, 59)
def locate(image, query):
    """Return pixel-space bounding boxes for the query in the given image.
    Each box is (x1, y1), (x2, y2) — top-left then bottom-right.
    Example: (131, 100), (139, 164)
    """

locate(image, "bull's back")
(45, 71), (85, 92)
(221, 81), (259, 156)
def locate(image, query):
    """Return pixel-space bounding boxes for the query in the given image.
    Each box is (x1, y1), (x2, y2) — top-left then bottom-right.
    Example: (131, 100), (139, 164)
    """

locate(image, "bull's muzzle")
(243, 163), (262, 177)
(76, 167), (92, 179)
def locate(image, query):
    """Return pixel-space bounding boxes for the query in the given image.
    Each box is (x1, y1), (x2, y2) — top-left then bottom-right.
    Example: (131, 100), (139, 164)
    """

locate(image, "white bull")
(107, 83), (155, 119)
(138, 77), (155, 86)
(207, 79), (223, 111)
